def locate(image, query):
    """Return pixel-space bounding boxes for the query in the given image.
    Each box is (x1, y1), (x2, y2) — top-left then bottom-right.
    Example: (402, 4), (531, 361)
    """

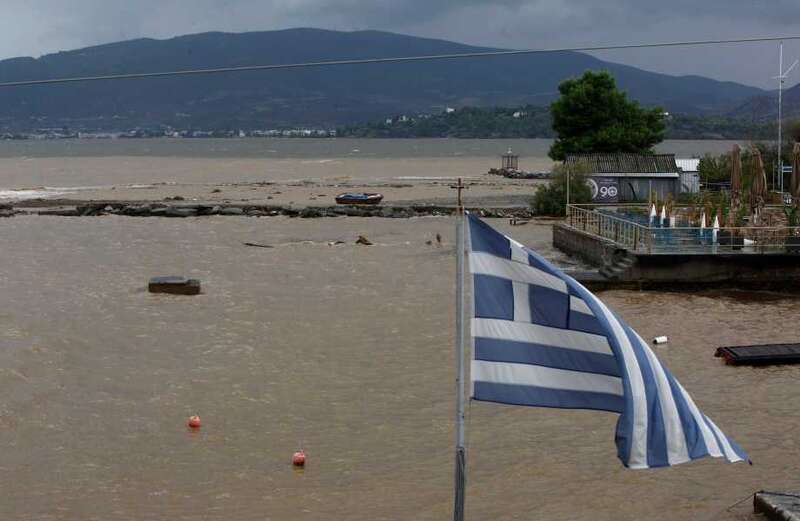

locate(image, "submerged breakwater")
(3, 200), (537, 219)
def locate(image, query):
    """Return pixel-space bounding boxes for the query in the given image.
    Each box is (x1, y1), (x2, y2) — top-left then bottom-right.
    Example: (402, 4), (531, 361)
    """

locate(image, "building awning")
(566, 153), (680, 176)
(589, 172), (679, 179)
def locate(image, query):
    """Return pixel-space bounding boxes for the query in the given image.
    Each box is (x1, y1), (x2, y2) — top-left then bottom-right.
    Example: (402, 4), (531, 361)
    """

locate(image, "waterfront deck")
(566, 204), (800, 256)
(554, 205), (800, 288)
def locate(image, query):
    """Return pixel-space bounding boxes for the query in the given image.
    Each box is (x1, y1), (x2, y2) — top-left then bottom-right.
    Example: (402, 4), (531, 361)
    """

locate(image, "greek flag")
(467, 213), (747, 469)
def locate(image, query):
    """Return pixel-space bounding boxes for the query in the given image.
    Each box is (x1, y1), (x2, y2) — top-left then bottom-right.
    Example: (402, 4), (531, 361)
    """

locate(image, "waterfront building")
(675, 158), (701, 194)
(565, 153), (680, 203)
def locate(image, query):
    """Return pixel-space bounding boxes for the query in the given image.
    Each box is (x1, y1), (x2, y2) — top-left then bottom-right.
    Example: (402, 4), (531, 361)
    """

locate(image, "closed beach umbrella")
(751, 147), (768, 222)
(730, 144), (742, 226)
(792, 142), (800, 204)
(700, 211), (707, 244)
(713, 215), (720, 244)
(649, 204), (657, 224)
(660, 205), (666, 226)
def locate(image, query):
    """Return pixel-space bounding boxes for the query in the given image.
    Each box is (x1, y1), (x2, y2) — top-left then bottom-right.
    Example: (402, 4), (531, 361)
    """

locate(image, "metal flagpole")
(451, 178), (467, 521)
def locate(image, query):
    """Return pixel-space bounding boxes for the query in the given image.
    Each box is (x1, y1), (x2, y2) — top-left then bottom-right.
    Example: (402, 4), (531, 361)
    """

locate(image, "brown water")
(1, 215), (798, 520)
(0, 138), (742, 190)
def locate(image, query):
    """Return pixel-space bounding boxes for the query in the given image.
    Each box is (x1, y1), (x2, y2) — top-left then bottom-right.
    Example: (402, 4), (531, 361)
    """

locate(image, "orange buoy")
(292, 450), (306, 467)
(187, 415), (201, 429)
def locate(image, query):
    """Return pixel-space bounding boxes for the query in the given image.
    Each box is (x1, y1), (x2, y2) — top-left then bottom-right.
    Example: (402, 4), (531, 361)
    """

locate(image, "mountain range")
(0, 28), (792, 131)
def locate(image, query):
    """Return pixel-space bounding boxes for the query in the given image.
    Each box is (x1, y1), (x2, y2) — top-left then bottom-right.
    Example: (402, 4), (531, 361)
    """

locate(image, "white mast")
(775, 41), (798, 194)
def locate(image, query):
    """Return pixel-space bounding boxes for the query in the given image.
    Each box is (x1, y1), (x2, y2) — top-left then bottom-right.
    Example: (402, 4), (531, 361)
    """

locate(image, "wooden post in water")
(450, 178), (467, 521)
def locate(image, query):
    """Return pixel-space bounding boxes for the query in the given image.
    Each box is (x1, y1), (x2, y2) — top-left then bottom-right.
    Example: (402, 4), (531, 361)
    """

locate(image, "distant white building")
(445, 107), (456, 113)
(675, 158), (701, 194)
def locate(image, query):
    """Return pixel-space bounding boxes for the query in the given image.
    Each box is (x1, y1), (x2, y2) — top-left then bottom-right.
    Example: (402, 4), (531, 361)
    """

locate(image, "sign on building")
(588, 177), (619, 203)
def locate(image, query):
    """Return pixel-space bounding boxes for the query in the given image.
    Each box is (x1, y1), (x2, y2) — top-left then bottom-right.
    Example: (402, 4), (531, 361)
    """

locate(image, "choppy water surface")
(0, 138), (742, 159)
(1, 216), (798, 520)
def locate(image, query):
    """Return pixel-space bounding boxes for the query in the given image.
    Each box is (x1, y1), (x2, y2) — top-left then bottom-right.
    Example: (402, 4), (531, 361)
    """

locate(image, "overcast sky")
(1, 0), (799, 89)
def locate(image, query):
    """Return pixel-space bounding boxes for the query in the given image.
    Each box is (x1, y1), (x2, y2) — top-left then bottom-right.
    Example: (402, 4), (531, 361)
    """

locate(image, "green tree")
(548, 71), (666, 160)
(531, 163), (592, 216)
(697, 153), (731, 185)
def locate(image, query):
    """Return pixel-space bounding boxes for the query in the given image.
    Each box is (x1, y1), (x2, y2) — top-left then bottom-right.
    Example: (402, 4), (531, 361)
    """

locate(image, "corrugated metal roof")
(565, 153), (679, 175)
(675, 158), (700, 173)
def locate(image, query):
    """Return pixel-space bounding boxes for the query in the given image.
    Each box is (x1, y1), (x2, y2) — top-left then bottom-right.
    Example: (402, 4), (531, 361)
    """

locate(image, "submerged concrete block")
(754, 492), (800, 521)
(148, 276), (201, 295)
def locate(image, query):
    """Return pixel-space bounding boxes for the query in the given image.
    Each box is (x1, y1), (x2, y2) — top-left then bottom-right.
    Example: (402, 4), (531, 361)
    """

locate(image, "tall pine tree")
(549, 71), (666, 160)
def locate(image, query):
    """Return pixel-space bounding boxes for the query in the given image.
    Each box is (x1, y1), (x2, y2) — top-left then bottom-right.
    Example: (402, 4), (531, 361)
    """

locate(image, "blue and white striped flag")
(467, 213), (747, 469)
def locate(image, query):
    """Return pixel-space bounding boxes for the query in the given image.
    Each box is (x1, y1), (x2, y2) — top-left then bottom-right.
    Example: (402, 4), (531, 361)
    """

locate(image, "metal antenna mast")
(775, 41), (798, 194)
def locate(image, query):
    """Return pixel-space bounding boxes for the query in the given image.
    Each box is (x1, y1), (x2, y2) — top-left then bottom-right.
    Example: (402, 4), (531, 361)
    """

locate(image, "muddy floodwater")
(1, 215), (799, 521)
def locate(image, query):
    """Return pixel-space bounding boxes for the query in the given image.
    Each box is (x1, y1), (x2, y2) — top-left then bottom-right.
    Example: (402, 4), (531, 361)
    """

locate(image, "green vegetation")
(783, 204), (799, 227)
(548, 71), (666, 160)
(338, 106), (794, 141)
(531, 163), (592, 216)
(337, 107), (778, 140)
(337, 106), (553, 138)
(667, 114), (774, 140)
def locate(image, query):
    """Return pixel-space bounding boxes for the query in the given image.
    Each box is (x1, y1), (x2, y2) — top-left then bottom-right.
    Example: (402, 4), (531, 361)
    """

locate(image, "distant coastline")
(1, 107), (778, 142)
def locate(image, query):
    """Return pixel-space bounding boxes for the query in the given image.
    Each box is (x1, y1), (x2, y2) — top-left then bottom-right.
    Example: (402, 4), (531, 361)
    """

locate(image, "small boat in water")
(335, 192), (384, 205)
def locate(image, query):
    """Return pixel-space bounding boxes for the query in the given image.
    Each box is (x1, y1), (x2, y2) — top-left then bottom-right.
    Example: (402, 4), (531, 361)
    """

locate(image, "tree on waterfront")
(531, 163), (592, 216)
(548, 71), (666, 160)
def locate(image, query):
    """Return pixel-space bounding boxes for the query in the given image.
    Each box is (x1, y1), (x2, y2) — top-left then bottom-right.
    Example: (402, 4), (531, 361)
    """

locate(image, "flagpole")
(452, 178), (466, 521)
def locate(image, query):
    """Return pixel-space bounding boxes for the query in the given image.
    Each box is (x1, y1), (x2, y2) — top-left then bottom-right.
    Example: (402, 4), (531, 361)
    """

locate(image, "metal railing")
(567, 205), (649, 251)
(566, 204), (800, 255)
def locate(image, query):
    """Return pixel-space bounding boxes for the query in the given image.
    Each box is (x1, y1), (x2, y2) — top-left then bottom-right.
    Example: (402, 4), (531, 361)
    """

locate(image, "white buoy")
(653, 336), (669, 345)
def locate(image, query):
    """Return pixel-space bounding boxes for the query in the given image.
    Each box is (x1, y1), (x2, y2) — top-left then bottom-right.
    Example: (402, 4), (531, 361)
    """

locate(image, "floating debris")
(754, 491), (800, 520)
(243, 242), (274, 249)
(292, 450), (306, 467)
(715, 344), (800, 366)
(355, 235), (373, 246)
(148, 276), (201, 295)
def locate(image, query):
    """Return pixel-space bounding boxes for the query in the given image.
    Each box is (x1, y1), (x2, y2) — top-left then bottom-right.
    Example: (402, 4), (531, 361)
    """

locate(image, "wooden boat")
(335, 192), (384, 205)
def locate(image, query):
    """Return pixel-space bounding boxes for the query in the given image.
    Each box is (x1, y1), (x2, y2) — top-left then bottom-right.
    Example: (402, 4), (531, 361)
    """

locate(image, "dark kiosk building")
(565, 153), (680, 203)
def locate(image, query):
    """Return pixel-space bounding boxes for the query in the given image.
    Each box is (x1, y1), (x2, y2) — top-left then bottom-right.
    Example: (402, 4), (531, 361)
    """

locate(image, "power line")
(1, 35), (799, 88)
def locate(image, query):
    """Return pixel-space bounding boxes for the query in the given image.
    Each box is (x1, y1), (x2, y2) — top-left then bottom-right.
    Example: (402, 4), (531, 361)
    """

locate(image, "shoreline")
(1, 199), (538, 219)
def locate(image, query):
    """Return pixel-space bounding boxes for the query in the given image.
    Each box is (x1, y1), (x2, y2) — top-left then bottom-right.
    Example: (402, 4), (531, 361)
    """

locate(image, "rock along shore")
(1, 200), (535, 219)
